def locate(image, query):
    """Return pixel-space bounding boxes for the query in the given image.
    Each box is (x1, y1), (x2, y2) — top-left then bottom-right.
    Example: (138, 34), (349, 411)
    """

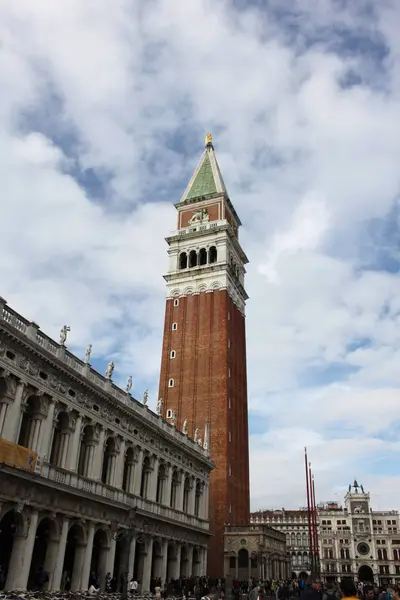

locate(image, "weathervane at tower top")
(205, 133), (213, 147)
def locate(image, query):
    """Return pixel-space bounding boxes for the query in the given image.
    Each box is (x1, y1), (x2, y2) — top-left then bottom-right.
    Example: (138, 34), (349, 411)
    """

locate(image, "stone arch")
(358, 564), (373, 582)
(210, 281), (220, 290)
(28, 516), (59, 589)
(78, 424), (95, 477)
(183, 286), (194, 296)
(63, 522), (87, 591)
(179, 252), (188, 269)
(151, 538), (163, 581)
(0, 508), (25, 585)
(156, 462), (167, 504)
(122, 445), (135, 493)
(18, 393), (47, 451)
(192, 547), (200, 576)
(91, 528), (110, 589)
(50, 410), (71, 468)
(140, 454), (152, 498)
(170, 468), (180, 509)
(197, 284), (207, 293)
(102, 436), (117, 485)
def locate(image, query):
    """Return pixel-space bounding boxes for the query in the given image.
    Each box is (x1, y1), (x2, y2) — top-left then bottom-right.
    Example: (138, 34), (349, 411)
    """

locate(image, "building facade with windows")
(251, 483), (400, 585)
(158, 134), (250, 576)
(0, 297), (212, 592)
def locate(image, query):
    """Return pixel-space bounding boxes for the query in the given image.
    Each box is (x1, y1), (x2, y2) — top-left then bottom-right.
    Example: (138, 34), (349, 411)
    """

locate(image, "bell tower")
(158, 135), (250, 576)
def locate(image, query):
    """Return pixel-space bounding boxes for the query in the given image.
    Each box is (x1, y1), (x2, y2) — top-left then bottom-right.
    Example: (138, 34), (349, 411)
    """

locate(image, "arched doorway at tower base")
(358, 565), (374, 583)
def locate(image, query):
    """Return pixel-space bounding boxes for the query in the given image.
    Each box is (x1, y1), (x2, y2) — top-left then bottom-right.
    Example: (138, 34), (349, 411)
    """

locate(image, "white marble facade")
(0, 298), (211, 592)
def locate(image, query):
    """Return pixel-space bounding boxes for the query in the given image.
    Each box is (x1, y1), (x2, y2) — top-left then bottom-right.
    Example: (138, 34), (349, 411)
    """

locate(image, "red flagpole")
(304, 448), (314, 570)
(311, 473), (320, 573)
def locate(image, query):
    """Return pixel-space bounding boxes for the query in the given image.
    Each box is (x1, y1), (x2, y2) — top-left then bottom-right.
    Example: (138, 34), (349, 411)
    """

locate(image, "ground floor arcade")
(0, 468), (209, 592)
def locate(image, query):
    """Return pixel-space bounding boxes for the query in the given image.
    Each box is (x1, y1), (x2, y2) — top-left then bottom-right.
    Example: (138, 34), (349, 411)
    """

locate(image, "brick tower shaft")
(158, 135), (250, 577)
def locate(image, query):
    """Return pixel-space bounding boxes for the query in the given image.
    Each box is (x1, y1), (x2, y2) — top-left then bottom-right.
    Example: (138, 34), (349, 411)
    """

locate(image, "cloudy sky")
(2, 0), (400, 511)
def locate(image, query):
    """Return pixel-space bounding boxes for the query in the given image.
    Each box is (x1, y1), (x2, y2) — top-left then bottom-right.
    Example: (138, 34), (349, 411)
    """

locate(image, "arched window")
(183, 476), (191, 512)
(194, 481), (202, 517)
(209, 246), (217, 263)
(378, 549), (382, 560)
(170, 469), (180, 509)
(297, 532), (301, 546)
(394, 549), (399, 561)
(156, 462), (167, 504)
(189, 250), (197, 268)
(199, 248), (207, 265)
(179, 252), (188, 269)
(382, 548), (388, 560)
(140, 455), (151, 498)
(238, 548), (248, 569)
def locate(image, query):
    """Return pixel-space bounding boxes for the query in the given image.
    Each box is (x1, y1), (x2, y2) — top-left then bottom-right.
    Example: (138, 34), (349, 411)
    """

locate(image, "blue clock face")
(357, 542), (370, 556)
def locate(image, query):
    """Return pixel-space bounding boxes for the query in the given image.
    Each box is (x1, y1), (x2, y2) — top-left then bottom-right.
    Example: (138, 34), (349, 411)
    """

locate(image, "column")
(161, 540), (168, 585)
(40, 399), (56, 459)
(149, 457), (159, 501)
(28, 416), (44, 451)
(51, 517), (69, 590)
(2, 381), (25, 442)
(106, 537), (117, 577)
(133, 449), (144, 495)
(141, 537), (153, 593)
(127, 460), (135, 494)
(81, 522), (95, 590)
(68, 414), (82, 471)
(84, 444), (96, 478)
(178, 473), (185, 511)
(201, 547), (207, 576)
(0, 400), (9, 435)
(164, 465), (173, 506)
(70, 543), (86, 591)
(201, 483), (209, 519)
(188, 478), (196, 515)
(93, 427), (106, 480)
(187, 545), (194, 577)
(115, 439), (126, 489)
(6, 509), (39, 590)
(59, 432), (70, 469)
(106, 453), (117, 486)
(127, 533), (137, 578)
(171, 544), (181, 579)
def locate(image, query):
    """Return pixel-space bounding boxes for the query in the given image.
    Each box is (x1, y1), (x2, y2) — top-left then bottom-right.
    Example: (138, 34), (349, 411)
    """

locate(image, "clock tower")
(158, 135), (250, 576)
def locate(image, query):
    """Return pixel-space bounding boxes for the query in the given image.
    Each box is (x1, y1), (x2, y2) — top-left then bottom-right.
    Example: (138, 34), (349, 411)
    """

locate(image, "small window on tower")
(228, 367), (231, 378)
(228, 398), (231, 409)
(172, 322), (177, 331)
(168, 378), (174, 387)
(174, 298), (179, 307)
(229, 432), (232, 442)
(228, 339), (230, 348)
(166, 409), (173, 419)
(229, 465), (232, 476)
(229, 503), (232, 514)
(170, 350), (176, 359)
(209, 246), (217, 263)
(228, 312), (230, 321)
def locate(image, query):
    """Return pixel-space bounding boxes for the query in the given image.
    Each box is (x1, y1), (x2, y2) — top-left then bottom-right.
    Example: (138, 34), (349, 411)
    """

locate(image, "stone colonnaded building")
(0, 297), (212, 592)
(251, 483), (400, 586)
(224, 524), (290, 581)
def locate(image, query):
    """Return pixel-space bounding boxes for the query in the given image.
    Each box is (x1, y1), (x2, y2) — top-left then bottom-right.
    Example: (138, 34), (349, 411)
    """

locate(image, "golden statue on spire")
(205, 133), (212, 146)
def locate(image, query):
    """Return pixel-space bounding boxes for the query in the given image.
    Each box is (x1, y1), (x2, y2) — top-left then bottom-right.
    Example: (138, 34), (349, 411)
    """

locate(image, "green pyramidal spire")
(180, 133), (228, 202)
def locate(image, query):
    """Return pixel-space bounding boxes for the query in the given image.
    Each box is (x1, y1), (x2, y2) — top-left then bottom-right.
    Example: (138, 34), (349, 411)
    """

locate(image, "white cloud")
(1, 0), (400, 511)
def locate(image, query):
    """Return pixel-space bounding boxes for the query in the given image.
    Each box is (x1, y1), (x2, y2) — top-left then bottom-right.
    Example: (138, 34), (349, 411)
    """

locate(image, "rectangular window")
(228, 367), (231, 378)
(168, 378), (174, 387)
(170, 350), (176, 359)
(228, 339), (230, 348)
(228, 312), (230, 321)
(229, 432), (232, 442)
(172, 322), (177, 331)
(228, 465), (232, 476)
(173, 299), (179, 307)
(228, 397), (231, 409)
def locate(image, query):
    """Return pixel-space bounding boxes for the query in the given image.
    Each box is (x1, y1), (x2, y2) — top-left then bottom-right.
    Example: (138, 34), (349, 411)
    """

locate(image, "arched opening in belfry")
(18, 395), (42, 450)
(62, 523), (86, 591)
(189, 250), (197, 268)
(28, 517), (57, 590)
(91, 528), (109, 588)
(102, 437), (116, 485)
(123, 446), (135, 493)
(140, 455), (151, 498)
(0, 509), (23, 588)
(77, 425), (95, 477)
(156, 462), (167, 503)
(358, 564), (374, 582)
(50, 411), (70, 468)
(179, 252), (188, 269)
(199, 248), (207, 266)
(209, 246), (217, 264)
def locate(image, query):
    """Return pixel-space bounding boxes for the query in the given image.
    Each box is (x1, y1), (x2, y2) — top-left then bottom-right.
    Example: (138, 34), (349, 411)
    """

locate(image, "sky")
(1, 0), (400, 512)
